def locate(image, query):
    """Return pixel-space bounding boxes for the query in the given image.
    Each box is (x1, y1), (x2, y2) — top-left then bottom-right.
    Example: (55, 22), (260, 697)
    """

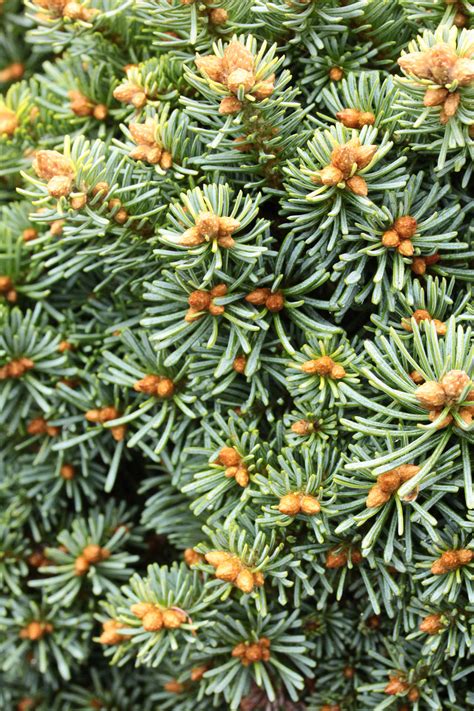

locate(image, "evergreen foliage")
(0, 0), (473, 709)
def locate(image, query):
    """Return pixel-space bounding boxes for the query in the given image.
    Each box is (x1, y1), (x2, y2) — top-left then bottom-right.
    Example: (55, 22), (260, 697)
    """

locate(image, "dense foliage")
(0, 0), (473, 709)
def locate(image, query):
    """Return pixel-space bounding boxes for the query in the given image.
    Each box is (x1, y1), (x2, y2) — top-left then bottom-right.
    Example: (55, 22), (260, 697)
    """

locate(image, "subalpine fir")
(0, 0), (473, 709)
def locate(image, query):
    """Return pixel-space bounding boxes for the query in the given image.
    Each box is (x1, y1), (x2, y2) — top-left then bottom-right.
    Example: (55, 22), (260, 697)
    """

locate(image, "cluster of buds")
(431, 548), (473, 575)
(19, 620), (53, 641)
(185, 284), (227, 322)
(133, 374), (175, 399)
(0, 62), (24, 83)
(180, 212), (240, 248)
(366, 464), (421, 508)
(0, 275), (17, 302)
(195, 40), (275, 115)
(415, 369), (473, 427)
(85, 405), (126, 441)
(336, 108), (375, 129)
(75, 544), (110, 575)
(411, 252), (440, 276)
(300, 355), (346, 380)
(215, 446), (249, 487)
(231, 637), (271, 666)
(128, 119), (172, 168)
(69, 90), (107, 120)
(27, 417), (60, 437)
(98, 619), (126, 645)
(325, 545), (362, 569)
(33, 0), (97, 20)
(0, 107), (18, 137)
(290, 418), (318, 436)
(384, 674), (419, 701)
(311, 137), (377, 197)
(398, 42), (474, 124)
(205, 550), (264, 593)
(419, 612), (445, 635)
(0, 356), (34, 380)
(60, 463), (75, 480)
(130, 602), (187, 631)
(401, 309), (446, 336)
(277, 491), (321, 516)
(245, 287), (284, 312)
(381, 215), (418, 256)
(32, 150), (75, 199)
(113, 67), (147, 109)
(183, 548), (204, 566)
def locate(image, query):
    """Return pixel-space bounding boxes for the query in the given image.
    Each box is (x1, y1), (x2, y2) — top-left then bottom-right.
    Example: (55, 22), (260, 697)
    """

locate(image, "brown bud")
(82, 544), (103, 563)
(219, 96), (242, 114)
(33, 150), (74, 180)
(215, 558), (242, 582)
(209, 7), (228, 24)
(233, 355), (247, 373)
(60, 463), (75, 480)
(188, 290), (211, 310)
(160, 151), (173, 170)
(245, 287), (271, 305)
(326, 548), (348, 569)
(345, 175), (368, 196)
(48, 175), (73, 198)
(397, 239), (414, 257)
(70, 193), (87, 210)
(419, 613), (444, 635)
(217, 446), (241, 467)
(329, 66), (344, 81)
(300, 495), (321, 515)
(74, 555), (90, 575)
(266, 292), (285, 312)
(227, 68), (255, 94)
(384, 675), (409, 695)
(195, 211), (220, 238)
(163, 608), (187, 629)
(415, 381), (446, 409)
(354, 144), (377, 170)
(424, 87), (449, 107)
(190, 664), (208, 681)
(142, 609), (164, 632)
(278, 492), (301, 516)
(195, 55), (224, 83)
(394, 215), (417, 239)
(205, 550), (231, 567)
(164, 680), (184, 694)
(0, 108), (19, 136)
(290, 419), (314, 435)
(184, 548), (202, 566)
(411, 257), (426, 275)
(410, 370), (424, 384)
(440, 370), (470, 401)
(366, 485), (391, 508)
(130, 602), (155, 619)
(50, 219), (65, 236)
(336, 108), (363, 128)
(318, 165), (344, 186)
(234, 466), (249, 487)
(452, 58), (474, 86)
(235, 568), (255, 593)
(223, 41), (254, 74)
(253, 79), (275, 100)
